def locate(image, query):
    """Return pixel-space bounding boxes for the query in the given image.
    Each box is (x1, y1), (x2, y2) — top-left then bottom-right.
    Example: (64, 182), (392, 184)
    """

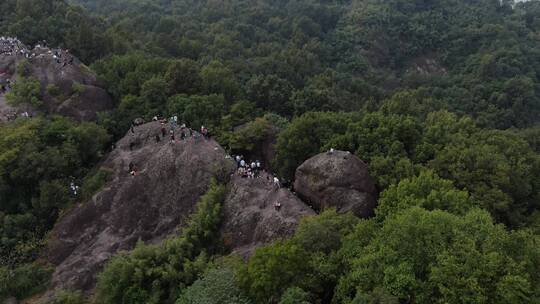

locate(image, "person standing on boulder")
(161, 125), (167, 138)
(201, 125), (209, 139)
(180, 129), (186, 140)
(170, 130), (175, 143)
(273, 176), (280, 190)
(235, 155), (242, 168)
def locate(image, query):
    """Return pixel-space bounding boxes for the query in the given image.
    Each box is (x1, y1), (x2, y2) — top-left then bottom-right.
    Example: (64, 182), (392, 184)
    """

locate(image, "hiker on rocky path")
(273, 176), (280, 190)
(170, 130), (175, 143)
(180, 129), (186, 140)
(201, 125), (209, 139)
(161, 125), (167, 138)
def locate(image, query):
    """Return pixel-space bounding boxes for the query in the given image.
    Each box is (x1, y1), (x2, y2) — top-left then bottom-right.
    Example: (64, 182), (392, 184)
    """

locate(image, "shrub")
(176, 266), (252, 304)
(0, 263), (52, 301)
(51, 290), (86, 304)
(46, 84), (61, 97)
(72, 82), (86, 96)
(6, 77), (42, 107)
(279, 287), (311, 304)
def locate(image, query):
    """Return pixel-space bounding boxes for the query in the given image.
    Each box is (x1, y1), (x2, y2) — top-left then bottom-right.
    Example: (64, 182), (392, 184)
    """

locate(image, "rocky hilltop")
(38, 124), (380, 299)
(0, 38), (112, 121)
(45, 122), (234, 292)
(43, 122), (317, 295)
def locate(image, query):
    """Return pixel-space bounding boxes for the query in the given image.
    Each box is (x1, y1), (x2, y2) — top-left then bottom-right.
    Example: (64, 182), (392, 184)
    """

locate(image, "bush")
(72, 82), (86, 96)
(375, 170), (474, 220)
(279, 287), (311, 304)
(0, 263), (52, 301)
(51, 290), (86, 304)
(176, 266), (251, 304)
(46, 84), (61, 97)
(6, 76), (42, 107)
(16, 60), (32, 77)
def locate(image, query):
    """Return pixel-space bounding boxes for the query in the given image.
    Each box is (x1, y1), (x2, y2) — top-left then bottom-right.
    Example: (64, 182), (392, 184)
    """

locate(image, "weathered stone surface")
(44, 122), (235, 292)
(0, 46), (112, 122)
(220, 174), (315, 257)
(294, 150), (378, 218)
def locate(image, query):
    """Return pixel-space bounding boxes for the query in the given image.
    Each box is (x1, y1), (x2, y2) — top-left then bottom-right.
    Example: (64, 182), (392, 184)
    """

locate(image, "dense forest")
(1, 0), (540, 303)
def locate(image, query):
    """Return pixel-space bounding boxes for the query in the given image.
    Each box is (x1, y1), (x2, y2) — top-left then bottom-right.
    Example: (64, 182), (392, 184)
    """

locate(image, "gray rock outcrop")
(0, 45), (112, 122)
(45, 122), (235, 292)
(294, 150), (378, 218)
(221, 174), (315, 257)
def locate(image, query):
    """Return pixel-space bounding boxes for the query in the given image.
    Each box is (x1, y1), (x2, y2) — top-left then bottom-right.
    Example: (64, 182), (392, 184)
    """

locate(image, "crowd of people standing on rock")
(0, 37), (26, 56)
(234, 155), (263, 179)
(233, 154), (284, 211)
(233, 154), (283, 191)
(0, 36), (76, 68)
(126, 117), (290, 212)
(0, 37), (76, 121)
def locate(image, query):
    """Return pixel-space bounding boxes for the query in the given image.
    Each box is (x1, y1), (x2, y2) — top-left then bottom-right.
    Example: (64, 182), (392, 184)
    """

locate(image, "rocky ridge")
(0, 42), (112, 122)
(41, 125), (379, 299)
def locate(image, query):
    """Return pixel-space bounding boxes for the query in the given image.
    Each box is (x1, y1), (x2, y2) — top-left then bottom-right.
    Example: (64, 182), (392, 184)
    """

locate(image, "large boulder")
(44, 122), (235, 293)
(220, 174), (315, 257)
(294, 150), (378, 218)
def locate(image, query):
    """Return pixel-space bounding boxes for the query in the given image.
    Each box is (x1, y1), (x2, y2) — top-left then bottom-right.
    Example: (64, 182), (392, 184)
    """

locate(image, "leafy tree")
(429, 129), (540, 227)
(238, 210), (358, 303)
(51, 290), (86, 304)
(167, 94), (226, 130)
(274, 112), (356, 179)
(1, 0), (110, 63)
(140, 76), (169, 116)
(376, 170), (474, 220)
(278, 287), (311, 304)
(246, 74), (293, 115)
(176, 266), (251, 304)
(237, 240), (310, 303)
(6, 76), (42, 108)
(335, 207), (540, 303)
(221, 100), (259, 129)
(200, 61), (239, 101)
(228, 116), (275, 156)
(0, 263), (52, 301)
(0, 118), (109, 265)
(165, 59), (201, 95)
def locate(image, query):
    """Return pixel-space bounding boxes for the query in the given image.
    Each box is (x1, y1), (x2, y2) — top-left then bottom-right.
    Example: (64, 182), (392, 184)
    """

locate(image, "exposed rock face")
(294, 150), (378, 218)
(220, 174), (315, 257)
(45, 122), (235, 292)
(406, 54), (448, 76)
(0, 46), (112, 121)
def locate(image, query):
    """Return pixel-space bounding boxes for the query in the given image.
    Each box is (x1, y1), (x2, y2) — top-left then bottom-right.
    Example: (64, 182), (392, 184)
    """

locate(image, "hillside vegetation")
(1, 0), (540, 303)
